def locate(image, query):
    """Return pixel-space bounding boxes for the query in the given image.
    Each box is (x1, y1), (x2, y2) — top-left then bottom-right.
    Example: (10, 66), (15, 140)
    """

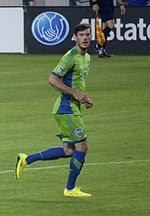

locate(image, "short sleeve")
(50, 51), (75, 79)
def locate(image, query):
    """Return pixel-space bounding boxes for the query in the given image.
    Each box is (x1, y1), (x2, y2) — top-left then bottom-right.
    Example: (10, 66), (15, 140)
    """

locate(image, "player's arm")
(48, 74), (92, 106)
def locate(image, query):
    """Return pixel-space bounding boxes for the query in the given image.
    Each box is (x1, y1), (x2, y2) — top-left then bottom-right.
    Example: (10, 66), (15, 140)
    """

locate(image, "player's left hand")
(146, 1), (150, 6)
(120, 5), (126, 15)
(84, 97), (93, 109)
(92, 4), (100, 16)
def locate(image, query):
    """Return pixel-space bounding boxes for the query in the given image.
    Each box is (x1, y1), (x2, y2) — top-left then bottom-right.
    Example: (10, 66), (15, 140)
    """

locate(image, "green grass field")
(0, 54), (150, 216)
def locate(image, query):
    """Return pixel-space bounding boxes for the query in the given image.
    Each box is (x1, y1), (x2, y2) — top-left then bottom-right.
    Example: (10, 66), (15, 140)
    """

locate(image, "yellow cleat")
(64, 187), (92, 197)
(15, 153), (28, 180)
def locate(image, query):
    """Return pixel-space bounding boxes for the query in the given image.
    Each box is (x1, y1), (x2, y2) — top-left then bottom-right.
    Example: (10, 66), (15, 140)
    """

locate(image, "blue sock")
(26, 147), (67, 165)
(66, 150), (86, 190)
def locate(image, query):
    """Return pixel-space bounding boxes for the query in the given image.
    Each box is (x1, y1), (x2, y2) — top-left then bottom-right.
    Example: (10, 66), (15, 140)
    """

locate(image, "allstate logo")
(31, 12), (69, 46)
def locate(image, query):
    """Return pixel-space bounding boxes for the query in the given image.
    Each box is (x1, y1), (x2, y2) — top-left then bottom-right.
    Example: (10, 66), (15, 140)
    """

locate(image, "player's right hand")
(72, 91), (88, 103)
(72, 91), (93, 108)
(92, 4), (100, 16)
(84, 97), (93, 109)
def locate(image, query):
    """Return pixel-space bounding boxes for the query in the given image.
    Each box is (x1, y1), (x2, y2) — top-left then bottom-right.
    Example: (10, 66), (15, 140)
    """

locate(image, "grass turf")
(0, 54), (150, 216)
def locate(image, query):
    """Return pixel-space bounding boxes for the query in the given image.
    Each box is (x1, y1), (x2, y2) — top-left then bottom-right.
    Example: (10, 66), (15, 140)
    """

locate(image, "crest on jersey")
(75, 128), (83, 137)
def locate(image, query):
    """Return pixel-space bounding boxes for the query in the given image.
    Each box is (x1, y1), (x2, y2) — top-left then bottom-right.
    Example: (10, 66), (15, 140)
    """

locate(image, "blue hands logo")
(32, 12), (69, 46)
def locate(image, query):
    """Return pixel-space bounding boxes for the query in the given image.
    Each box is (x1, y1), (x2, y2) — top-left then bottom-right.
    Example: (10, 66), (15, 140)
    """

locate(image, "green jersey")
(51, 47), (90, 115)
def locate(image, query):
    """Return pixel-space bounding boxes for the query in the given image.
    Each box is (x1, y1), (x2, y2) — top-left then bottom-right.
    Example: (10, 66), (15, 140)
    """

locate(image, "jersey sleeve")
(50, 51), (74, 79)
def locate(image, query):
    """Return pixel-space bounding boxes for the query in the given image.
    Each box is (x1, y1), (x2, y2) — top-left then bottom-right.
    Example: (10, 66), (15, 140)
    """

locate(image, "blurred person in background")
(70, 0), (81, 6)
(90, 0), (126, 57)
(23, 0), (34, 6)
(124, 0), (150, 6)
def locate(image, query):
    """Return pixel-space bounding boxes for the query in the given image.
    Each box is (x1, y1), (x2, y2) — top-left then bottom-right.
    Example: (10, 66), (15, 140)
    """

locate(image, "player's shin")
(66, 150), (86, 190)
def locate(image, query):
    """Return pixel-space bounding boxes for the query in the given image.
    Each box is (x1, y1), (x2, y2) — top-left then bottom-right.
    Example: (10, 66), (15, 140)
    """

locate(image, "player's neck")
(75, 45), (87, 56)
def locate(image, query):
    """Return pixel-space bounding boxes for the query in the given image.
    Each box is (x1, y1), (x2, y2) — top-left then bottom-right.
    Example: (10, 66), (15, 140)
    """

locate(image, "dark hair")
(74, 23), (91, 36)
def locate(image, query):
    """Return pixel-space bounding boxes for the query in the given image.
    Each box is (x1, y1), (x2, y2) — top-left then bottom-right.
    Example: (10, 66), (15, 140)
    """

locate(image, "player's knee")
(75, 141), (88, 153)
(63, 145), (74, 156)
(106, 20), (114, 29)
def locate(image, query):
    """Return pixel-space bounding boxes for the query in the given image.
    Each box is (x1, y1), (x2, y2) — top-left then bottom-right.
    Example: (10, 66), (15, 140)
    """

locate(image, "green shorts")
(54, 114), (87, 144)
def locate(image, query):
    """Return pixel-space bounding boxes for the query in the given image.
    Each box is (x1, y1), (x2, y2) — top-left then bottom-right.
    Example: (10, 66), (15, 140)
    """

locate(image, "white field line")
(0, 159), (149, 175)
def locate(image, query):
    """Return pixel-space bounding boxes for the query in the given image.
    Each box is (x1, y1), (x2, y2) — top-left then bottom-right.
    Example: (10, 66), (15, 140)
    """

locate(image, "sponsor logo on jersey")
(57, 66), (64, 73)
(32, 11), (69, 45)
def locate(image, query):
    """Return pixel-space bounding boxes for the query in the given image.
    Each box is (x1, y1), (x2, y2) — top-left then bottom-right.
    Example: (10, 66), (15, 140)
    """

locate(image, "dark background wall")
(24, 6), (150, 54)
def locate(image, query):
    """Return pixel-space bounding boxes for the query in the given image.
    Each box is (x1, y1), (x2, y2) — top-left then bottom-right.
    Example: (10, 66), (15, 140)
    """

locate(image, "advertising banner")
(25, 6), (150, 54)
(0, 8), (24, 53)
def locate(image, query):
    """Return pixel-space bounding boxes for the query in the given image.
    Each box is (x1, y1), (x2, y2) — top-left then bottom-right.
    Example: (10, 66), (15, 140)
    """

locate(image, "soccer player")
(90, 0), (126, 57)
(15, 23), (93, 197)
